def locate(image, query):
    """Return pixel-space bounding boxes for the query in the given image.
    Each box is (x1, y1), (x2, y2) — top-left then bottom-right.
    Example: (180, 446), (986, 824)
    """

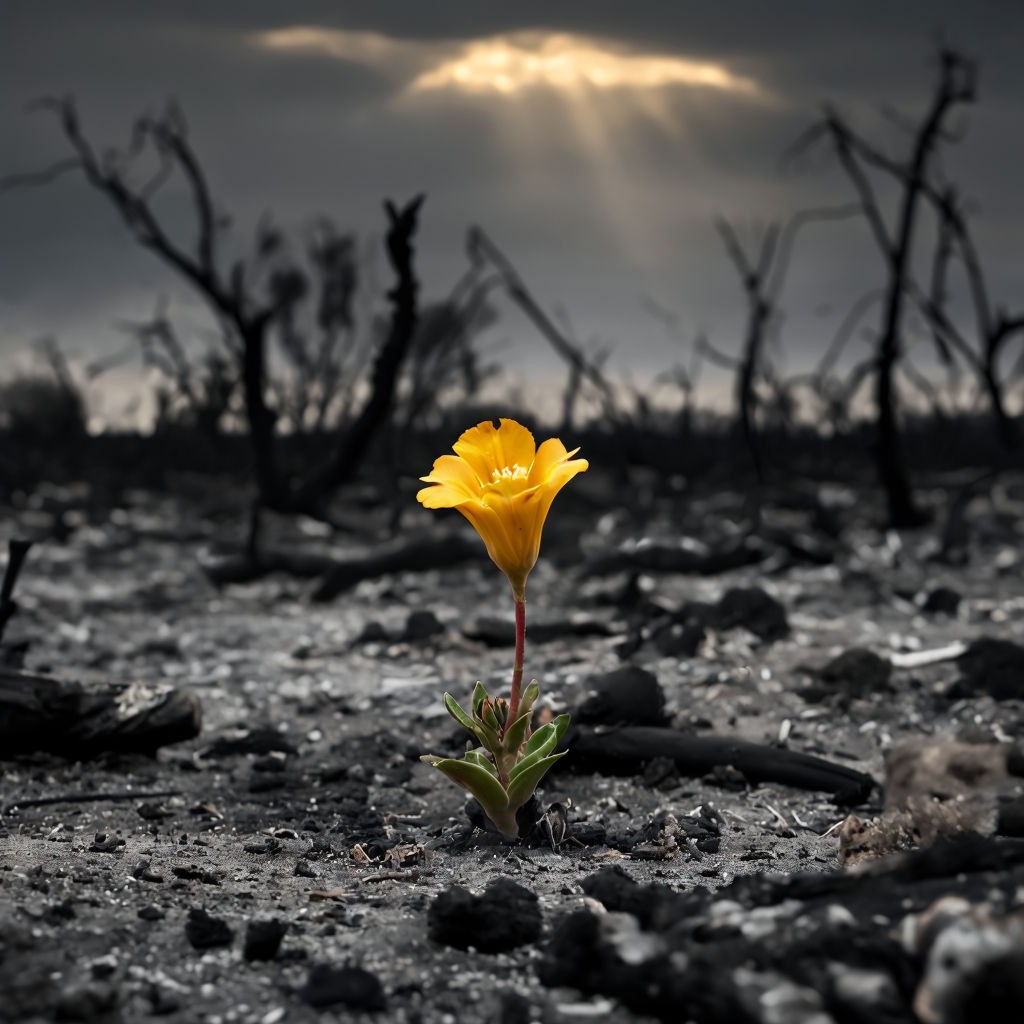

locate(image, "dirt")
(1, 472), (1024, 1023)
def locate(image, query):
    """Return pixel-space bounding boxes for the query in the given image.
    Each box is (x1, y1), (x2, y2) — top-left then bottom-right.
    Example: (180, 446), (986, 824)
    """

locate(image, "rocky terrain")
(1, 470), (1023, 1023)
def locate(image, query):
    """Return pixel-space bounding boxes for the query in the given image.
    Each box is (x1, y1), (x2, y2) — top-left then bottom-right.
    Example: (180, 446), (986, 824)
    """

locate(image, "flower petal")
(454, 419), (536, 483)
(528, 437), (571, 486)
(457, 499), (529, 582)
(515, 457), (589, 560)
(416, 482), (474, 509)
(419, 454), (481, 495)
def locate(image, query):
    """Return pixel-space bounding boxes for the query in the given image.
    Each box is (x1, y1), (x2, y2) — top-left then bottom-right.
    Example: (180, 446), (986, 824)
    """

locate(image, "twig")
(3, 789), (182, 815)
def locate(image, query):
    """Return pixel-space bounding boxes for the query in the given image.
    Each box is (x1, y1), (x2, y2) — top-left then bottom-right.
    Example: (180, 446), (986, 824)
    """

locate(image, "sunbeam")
(249, 26), (769, 270)
(250, 27), (765, 102)
(407, 32), (762, 98)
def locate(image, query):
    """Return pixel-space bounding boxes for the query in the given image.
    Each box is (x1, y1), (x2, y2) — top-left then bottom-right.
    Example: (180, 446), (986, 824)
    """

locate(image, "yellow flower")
(417, 418), (588, 597)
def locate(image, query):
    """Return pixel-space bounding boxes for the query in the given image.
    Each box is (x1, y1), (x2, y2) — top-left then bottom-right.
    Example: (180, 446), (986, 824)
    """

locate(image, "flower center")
(491, 464), (528, 482)
(487, 463), (530, 495)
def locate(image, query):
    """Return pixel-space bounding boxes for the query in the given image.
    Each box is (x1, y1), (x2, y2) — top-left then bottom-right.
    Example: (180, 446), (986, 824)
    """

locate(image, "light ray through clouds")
(253, 27), (764, 101)
(406, 32), (762, 97)
(252, 26), (768, 267)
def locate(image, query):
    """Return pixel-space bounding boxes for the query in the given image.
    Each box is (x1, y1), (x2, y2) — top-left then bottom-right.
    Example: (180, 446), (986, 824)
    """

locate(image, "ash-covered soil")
(2, 472), (1023, 1023)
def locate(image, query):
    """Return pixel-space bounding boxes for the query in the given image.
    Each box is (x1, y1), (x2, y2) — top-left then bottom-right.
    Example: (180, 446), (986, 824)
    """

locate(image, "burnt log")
(313, 531), (480, 601)
(198, 529), (481, 594)
(581, 537), (766, 578)
(563, 724), (875, 805)
(0, 668), (201, 759)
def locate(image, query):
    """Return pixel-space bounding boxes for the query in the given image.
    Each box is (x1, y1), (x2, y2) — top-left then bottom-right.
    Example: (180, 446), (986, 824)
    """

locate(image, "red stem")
(507, 592), (526, 725)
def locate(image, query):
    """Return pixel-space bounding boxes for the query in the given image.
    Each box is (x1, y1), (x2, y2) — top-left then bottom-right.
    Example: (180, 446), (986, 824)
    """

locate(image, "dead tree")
(467, 226), (621, 430)
(911, 184), (1024, 448)
(1, 98), (423, 524)
(715, 206), (860, 483)
(804, 121), (1022, 453)
(795, 51), (977, 526)
(643, 298), (708, 447)
(715, 220), (778, 483)
(394, 267), (500, 438)
(116, 301), (239, 435)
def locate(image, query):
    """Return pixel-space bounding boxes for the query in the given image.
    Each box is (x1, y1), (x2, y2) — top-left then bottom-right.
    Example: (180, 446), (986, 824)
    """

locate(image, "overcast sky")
(1, 1), (1022, 415)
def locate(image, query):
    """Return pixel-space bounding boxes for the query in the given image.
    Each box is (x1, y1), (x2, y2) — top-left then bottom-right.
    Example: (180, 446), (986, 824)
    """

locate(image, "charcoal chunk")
(428, 878), (541, 953)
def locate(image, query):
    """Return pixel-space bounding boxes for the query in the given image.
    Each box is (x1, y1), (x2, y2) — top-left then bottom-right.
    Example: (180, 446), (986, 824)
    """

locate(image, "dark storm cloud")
(1, 1), (1021, 394)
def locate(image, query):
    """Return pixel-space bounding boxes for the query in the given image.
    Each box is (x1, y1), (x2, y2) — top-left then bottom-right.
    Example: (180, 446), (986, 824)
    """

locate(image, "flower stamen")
(487, 463), (530, 496)
(491, 464), (528, 482)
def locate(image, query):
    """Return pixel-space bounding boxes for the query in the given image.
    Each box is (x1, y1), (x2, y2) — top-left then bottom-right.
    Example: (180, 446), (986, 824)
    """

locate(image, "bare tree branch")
(800, 49), (977, 525)
(0, 157), (81, 194)
(468, 226), (620, 425)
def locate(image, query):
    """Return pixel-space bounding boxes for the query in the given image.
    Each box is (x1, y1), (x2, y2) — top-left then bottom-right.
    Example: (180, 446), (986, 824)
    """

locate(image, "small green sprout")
(420, 681), (570, 838)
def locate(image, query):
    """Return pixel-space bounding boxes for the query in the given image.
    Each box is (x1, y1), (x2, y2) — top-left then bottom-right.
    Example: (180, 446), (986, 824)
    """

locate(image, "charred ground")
(1, 447), (1023, 1023)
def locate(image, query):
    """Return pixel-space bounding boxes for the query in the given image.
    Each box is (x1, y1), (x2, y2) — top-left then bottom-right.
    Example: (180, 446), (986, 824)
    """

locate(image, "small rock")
(921, 586), (962, 616)
(402, 609), (445, 642)
(576, 666), (666, 727)
(649, 618), (705, 658)
(580, 866), (673, 929)
(354, 620), (389, 644)
(815, 648), (893, 702)
(131, 859), (163, 883)
(172, 865), (222, 885)
(712, 587), (789, 641)
(950, 639), (1024, 701)
(300, 964), (387, 1010)
(201, 726), (298, 758)
(54, 983), (117, 1021)
(88, 955), (117, 979)
(428, 878), (541, 953)
(244, 919), (289, 961)
(88, 833), (125, 854)
(185, 907), (233, 950)
(136, 801), (172, 821)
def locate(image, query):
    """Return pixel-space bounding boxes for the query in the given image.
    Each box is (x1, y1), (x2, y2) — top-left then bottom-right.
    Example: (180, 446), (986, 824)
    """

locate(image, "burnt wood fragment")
(198, 529), (481, 595)
(313, 531), (480, 600)
(0, 668), (201, 759)
(463, 614), (612, 647)
(198, 547), (336, 586)
(581, 536), (766, 578)
(563, 724), (875, 804)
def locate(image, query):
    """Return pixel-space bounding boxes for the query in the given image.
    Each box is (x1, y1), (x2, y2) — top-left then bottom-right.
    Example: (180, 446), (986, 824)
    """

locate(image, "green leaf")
(471, 681), (489, 718)
(420, 755), (509, 813)
(514, 722), (556, 765)
(506, 751), (566, 810)
(550, 712), (571, 745)
(518, 680), (541, 715)
(463, 748), (498, 775)
(443, 692), (476, 733)
(501, 707), (533, 755)
(521, 715), (570, 760)
(443, 692), (500, 751)
(508, 718), (567, 783)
